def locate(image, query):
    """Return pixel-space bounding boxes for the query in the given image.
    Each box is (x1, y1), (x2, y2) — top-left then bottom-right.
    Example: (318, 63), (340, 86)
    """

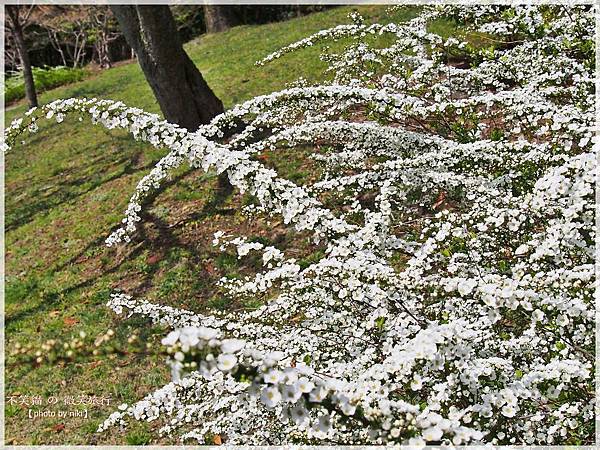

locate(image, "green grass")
(3, 5), (437, 445)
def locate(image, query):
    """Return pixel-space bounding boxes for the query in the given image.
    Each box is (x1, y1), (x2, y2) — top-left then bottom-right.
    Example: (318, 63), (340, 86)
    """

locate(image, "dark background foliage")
(5, 5), (334, 72)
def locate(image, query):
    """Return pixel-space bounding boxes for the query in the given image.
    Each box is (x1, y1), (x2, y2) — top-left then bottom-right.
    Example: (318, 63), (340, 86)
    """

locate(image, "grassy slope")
(3, 6), (438, 445)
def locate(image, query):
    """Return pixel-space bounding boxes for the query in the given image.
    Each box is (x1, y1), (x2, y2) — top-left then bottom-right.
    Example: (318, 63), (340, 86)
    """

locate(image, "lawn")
(3, 5), (460, 444)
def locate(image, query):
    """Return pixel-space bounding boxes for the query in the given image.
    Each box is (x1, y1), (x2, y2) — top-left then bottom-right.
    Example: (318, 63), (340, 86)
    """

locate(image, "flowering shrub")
(4, 4), (596, 446)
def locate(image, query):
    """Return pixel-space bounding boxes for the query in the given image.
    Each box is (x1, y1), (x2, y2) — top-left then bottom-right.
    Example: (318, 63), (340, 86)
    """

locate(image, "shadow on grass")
(6, 152), (158, 232)
(5, 176), (235, 331)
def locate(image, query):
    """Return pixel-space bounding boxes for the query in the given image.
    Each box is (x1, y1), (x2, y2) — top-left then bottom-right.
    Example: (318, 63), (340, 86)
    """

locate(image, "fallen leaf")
(205, 263), (217, 276)
(432, 191), (447, 210)
(147, 253), (161, 265)
(213, 434), (222, 445)
(53, 423), (65, 433)
(63, 317), (78, 326)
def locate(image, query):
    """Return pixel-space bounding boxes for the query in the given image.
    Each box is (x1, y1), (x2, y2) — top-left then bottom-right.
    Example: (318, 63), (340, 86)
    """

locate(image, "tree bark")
(6, 6), (38, 108)
(110, 5), (224, 130)
(203, 5), (239, 33)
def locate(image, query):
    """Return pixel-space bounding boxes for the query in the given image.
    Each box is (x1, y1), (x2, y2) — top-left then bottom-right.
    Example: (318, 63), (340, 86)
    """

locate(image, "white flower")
(556, 314), (569, 326)
(290, 403), (309, 426)
(179, 327), (200, 347)
(532, 309), (545, 322)
(261, 386), (282, 408)
(408, 437), (426, 448)
(264, 369), (283, 384)
(282, 368), (298, 384)
(296, 377), (315, 393)
(501, 404), (517, 418)
(316, 414), (331, 433)
(457, 278), (477, 296)
(197, 327), (219, 340)
(216, 354), (237, 371)
(282, 384), (302, 403)
(422, 426), (443, 441)
(410, 375), (423, 391)
(170, 361), (183, 382)
(515, 244), (529, 255)
(309, 387), (327, 402)
(220, 338), (245, 354)
(264, 351), (285, 367)
(339, 399), (356, 416)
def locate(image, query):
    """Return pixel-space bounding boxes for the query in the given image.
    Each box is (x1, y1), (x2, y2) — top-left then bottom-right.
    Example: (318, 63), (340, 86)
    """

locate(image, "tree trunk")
(47, 29), (68, 67)
(111, 5), (224, 130)
(203, 5), (239, 33)
(7, 7), (38, 108)
(111, 5), (231, 194)
(72, 30), (87, 68)
(95, 17), (114, 69)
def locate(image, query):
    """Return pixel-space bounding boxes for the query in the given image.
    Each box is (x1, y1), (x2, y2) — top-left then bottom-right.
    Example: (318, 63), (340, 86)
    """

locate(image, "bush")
(4, 4), (595, 446)
(4, 66), (88, 104)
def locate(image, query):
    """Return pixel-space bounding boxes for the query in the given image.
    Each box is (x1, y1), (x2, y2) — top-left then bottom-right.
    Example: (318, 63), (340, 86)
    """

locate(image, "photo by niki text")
(7, 393), (112, 421)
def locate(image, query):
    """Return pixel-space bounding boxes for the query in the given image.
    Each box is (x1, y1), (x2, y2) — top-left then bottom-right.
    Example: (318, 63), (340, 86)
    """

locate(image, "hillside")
(4, 5), (427, 445)
(6, 3), (595, 446)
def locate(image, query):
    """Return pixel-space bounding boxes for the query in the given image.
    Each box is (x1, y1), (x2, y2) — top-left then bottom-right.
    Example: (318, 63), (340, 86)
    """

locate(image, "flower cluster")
(7, 328), (153, 368)
(4, 4), (596, 446)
